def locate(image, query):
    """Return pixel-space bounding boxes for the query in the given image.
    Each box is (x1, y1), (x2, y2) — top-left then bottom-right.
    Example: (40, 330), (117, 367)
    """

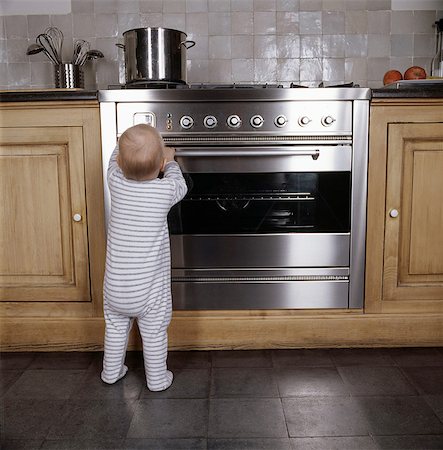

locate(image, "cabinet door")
(383, 123), (443, 302)
(0, 127), (90, 302)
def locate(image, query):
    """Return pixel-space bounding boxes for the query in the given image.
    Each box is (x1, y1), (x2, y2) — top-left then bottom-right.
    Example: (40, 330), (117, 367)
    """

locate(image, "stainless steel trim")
(348, 100), (369, 308)
(172, 279), (350, 309)
(171, 233), (350, 268)
(176, 148), (320, 159)
(175, 145), (351, 172)
(172, 267), (350, 277)
(99, 87), (371, 102)
(163, 135), (352, 144)
(172, 275), (348, 281)
(100, 102), (117, 229)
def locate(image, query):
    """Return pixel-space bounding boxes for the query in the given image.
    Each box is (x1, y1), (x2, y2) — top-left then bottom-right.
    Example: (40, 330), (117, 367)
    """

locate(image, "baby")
(101, 124), (187, 391)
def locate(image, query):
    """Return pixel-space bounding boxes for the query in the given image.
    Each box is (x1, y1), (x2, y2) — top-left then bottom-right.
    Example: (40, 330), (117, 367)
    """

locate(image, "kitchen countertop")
(372, 79), (443, 98)
(0, 89), (98, 102)
(372, 87), (443, 98)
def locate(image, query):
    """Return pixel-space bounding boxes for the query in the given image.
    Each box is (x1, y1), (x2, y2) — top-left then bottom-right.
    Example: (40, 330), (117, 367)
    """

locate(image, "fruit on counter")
(383, 70), (403, 85)
(404, 66), (427, 80)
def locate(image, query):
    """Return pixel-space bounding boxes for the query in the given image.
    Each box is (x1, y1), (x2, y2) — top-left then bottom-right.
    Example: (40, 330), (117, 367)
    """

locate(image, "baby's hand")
(163, 146), (176, 162)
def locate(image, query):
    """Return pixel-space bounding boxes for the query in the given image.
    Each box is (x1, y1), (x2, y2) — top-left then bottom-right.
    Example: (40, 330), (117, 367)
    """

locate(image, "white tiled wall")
(0, 0), (441, 89)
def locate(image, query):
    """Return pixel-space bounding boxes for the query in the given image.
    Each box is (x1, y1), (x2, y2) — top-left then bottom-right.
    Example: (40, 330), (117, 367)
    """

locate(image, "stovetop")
(99, 83), (371, 103)
(107, 82), (359, 90)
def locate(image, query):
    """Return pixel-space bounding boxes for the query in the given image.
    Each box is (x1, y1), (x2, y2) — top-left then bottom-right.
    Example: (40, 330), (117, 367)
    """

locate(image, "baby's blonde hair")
(117, 124), (164, 181)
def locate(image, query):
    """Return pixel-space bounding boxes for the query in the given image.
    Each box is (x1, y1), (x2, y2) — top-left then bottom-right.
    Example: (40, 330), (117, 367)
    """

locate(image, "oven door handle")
(175, 148), (320, 160)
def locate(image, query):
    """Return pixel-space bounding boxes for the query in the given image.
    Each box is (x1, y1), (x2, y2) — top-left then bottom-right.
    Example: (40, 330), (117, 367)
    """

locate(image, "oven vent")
(163, 135), (352, 144)
(172, 275), (349, 282)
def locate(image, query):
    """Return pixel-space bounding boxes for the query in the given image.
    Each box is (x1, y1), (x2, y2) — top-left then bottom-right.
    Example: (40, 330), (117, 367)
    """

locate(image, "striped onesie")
(101, 146), (187, 391)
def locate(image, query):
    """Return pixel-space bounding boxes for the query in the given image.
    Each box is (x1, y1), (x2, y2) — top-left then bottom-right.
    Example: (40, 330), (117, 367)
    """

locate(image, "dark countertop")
(372, 87), (443, 98)
(0, 89), (98, 102)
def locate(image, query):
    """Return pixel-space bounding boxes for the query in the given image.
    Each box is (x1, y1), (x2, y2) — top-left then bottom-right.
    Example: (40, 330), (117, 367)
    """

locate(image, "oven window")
(168, 172), (350, 234)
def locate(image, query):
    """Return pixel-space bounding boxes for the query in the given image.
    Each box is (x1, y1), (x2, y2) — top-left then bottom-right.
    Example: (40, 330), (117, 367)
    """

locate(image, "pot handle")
(116, 43), (125, 50)
(180, 40), (196, 50)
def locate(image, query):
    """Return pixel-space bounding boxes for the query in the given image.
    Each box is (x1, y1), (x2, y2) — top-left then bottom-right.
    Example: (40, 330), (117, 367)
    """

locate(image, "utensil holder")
(54, 63), (84, 88)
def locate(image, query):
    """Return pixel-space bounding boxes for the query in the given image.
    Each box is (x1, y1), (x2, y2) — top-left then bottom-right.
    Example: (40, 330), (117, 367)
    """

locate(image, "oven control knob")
(321, 115), (336, 126)
(180, 115), (194, 129)
(227, 114), (242, 128)
(250, 115), (264, 128)
(274, 115), (288, 127)
(298, 116), (312, 126)
(204, 115), (217, 128)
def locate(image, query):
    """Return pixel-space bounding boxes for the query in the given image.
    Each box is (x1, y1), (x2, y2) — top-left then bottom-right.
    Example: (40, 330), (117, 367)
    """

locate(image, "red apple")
(404, 66), (426, 80)
(383, 70), (403, 85)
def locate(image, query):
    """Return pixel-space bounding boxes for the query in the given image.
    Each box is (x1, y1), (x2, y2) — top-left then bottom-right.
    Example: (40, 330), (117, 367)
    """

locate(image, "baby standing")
(101, 124), (187, 391)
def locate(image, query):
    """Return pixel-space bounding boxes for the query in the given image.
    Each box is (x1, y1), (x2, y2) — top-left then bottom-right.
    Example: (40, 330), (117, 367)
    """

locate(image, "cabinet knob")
(389, 209), (399, 218)
(73, 213), (82, 222)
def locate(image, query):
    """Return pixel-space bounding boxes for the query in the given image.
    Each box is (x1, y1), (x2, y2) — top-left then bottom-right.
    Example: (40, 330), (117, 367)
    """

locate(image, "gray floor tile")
(0, 352), (35, 370)
(356, 396), (443, 435)
(41, 438), (125, 449)
(282, 396), (370, 437)
(290, 436), (378, 449)
(331, 348), (395, 366)
(140, 368), (210, 398)
(123, 438), (207, 449)
(387, 347), (443, 367)
(47, 399), (137, 440)
(373, 434), (443, 450)
(271, 349), (334, 367)
(127, 399), (209, 438)
(276, 367), (349, 397)
(4, 369), (87, 399)
(2, 398), (67, 439)
(209, 398), (288, 438)
(401, 367), (443, 394)
(75, 367), (144, 399)
(0, 440), (45, 449)
(210, 368), (279, 398)
(167, 351), (211, 368)
(124, 351), (145, 369)
(28, 352), (96, 370)
(424, 394), (443, 421)
(208, 438), (292, 449)
(337, 366), (417, 395)
(0, 370), (23, 397)
(211, 350), (273, 368)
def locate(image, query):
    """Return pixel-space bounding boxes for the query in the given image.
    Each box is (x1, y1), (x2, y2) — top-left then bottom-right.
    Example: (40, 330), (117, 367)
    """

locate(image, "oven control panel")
(116, 101), (352, 135)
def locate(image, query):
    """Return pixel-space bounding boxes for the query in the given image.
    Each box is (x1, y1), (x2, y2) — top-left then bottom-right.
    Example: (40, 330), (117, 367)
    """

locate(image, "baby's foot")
(148, 370), (173, 392)
(101, 364), (128, 384)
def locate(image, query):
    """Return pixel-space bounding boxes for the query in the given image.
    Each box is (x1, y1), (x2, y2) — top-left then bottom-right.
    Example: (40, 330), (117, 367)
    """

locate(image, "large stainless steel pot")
(117, 27), (195, 85)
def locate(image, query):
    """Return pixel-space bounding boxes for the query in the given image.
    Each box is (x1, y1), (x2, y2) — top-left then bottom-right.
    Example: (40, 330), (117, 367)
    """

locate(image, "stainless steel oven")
(99, 86), (370, 309)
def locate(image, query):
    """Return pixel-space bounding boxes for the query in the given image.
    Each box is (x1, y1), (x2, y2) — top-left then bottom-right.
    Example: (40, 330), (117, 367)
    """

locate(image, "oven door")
(169, 144), (352, 309)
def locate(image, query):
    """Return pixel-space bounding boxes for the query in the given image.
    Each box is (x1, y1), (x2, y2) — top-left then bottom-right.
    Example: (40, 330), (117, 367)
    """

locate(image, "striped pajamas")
(101, 146), (187, 391)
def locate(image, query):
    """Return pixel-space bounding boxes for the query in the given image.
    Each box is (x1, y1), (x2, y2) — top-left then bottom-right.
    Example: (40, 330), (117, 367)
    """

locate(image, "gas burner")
(318, 82), (358, 88)
(108, 81), (187, 89)
(289, 83), (309, 88)
(187, 83), (284, 89)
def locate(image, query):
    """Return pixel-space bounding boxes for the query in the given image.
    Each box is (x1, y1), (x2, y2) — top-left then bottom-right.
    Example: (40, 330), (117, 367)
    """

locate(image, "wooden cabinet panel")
(384, 123), (443, 301)
(0, 127), (90, 302)
(366, 100), (443, 314)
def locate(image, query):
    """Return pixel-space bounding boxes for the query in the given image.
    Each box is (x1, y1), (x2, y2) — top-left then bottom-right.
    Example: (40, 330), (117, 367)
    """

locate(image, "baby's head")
(117, 124), (164, 181)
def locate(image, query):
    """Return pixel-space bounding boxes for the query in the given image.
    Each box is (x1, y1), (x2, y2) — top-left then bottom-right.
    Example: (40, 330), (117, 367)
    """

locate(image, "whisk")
(44, 27), (63, 62)
(72, 39), (91, 66)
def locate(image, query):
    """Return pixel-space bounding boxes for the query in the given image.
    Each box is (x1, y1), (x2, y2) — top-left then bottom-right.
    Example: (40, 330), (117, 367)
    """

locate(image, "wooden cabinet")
(1, 126), (90, 303)
(0, 101), (106, 327)
(1, 97), (442, 351)
(366, 99), (443, 314)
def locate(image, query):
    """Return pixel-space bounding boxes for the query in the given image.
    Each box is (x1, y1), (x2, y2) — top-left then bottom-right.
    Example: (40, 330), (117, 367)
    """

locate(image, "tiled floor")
(1, 347), (443, 449)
